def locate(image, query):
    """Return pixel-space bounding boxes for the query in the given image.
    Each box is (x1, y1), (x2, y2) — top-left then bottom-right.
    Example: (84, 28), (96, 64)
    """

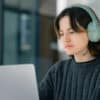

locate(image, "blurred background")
(0, 0), (100, 82)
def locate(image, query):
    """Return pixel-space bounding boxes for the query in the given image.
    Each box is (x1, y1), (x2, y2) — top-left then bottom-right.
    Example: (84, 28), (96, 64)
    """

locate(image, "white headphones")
(72, 4), (100, 42)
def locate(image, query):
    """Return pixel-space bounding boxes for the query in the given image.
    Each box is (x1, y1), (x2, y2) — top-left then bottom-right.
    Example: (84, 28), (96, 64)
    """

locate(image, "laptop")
(0, 64), (39, 100)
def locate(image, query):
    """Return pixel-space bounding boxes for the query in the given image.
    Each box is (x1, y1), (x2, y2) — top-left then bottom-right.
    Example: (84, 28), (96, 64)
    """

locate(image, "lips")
(64, 44), (73, 48)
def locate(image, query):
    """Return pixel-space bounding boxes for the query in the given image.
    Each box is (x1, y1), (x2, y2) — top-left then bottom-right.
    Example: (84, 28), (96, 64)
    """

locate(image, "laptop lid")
(0, 64), (39, 100)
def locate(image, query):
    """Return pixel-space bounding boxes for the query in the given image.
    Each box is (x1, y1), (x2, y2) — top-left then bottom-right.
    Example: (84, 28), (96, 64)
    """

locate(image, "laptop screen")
(0, 64), (39, 100)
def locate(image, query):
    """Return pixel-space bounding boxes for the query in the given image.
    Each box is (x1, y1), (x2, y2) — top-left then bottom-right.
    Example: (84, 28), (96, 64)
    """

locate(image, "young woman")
(39, 4), (100, 100)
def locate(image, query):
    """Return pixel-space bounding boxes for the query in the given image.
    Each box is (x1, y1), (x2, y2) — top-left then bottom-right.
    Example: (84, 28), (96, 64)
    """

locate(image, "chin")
(64, 49), (74, 55)
(66, 52), (74, 56)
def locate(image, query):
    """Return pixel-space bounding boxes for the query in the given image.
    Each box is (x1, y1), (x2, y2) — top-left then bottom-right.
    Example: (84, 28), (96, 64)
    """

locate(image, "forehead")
(59, 16), (72, 30)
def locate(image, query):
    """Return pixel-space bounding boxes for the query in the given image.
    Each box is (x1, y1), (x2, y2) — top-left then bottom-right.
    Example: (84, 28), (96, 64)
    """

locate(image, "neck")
(74, 48), (95, 63)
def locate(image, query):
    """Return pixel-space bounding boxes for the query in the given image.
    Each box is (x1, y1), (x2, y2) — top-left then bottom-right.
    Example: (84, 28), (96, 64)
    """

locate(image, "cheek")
(73, 37), (89, 50)
(73, 33), (89, 45)
(72, 34), (89, 47)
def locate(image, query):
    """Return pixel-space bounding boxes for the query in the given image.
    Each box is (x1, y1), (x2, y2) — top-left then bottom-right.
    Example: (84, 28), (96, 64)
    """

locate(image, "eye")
(59, 31), (64, 36)
(70, 31), (74, 34)
(69, 30), (75, 34)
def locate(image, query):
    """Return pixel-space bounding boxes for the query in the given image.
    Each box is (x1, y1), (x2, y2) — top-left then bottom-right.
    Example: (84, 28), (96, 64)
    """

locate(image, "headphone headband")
(71, 4), (98, 23)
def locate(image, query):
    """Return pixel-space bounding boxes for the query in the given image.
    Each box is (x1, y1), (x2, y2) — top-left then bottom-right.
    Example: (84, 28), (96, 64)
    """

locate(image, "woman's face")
(59, 16), (89, 56)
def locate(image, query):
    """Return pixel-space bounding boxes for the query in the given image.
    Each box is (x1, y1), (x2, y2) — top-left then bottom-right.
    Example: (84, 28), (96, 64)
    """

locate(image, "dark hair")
(54, 6), (100, 56)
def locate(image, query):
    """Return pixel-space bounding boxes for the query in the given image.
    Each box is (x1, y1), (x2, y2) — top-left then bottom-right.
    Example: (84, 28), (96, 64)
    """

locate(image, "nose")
(63, 33), (71, 42)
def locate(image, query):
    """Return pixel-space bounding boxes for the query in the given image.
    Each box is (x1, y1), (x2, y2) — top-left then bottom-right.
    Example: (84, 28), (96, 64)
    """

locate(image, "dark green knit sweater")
(39, 56), (100, 100)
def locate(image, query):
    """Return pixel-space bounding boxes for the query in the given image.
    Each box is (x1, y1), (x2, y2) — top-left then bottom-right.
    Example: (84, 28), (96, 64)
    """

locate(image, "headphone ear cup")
(71, 4), (100, 42)
(87, 22), (100, 42)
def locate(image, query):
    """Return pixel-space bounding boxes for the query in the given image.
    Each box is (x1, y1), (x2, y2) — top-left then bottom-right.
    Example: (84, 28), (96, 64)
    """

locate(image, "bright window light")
(56, 0), (68, 15)
(56, 0), (68, 52)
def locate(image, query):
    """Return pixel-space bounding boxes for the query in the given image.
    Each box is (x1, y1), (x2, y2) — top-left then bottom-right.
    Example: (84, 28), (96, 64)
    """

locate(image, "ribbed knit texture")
(39, 57), (100, 100)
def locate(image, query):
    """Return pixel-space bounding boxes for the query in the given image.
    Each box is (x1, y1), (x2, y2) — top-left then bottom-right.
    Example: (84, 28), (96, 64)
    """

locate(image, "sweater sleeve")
(95, 78), (100, 100)
(39, 63), (57, 100)
(95, 87), (100, 100)
(95, 67), (100, 100)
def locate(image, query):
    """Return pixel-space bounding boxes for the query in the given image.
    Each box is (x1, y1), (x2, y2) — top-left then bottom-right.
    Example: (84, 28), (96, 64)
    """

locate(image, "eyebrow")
(67, 28), (73, 31)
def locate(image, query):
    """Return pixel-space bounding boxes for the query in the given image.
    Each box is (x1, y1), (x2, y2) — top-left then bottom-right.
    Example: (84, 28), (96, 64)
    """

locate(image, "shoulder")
(46, 58), (73, 78)
(40, 58), (73, 86)
(95, 57), (100, 71)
